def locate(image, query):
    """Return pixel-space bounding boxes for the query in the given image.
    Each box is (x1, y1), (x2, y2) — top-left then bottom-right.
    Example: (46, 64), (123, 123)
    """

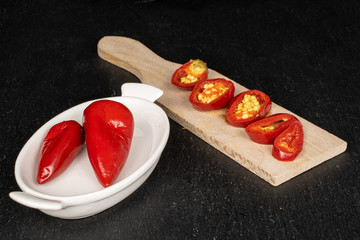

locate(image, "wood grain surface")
(97, 36), (347, 186)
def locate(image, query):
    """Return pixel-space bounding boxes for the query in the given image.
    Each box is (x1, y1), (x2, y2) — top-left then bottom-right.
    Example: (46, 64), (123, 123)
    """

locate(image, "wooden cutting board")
(97, 36), (347, 186)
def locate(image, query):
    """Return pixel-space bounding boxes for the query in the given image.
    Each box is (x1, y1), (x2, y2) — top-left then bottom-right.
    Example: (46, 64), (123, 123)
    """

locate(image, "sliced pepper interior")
(180, 59), (207, 84)
(197, 82), (229, 104)
(260, 119), (288, 132)
(278, 131), (301, 152)
(233, 94), (263, 119)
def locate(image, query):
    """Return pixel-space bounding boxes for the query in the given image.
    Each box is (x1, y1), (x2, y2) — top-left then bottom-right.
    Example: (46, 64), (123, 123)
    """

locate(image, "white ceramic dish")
(9, 83), (170, 219)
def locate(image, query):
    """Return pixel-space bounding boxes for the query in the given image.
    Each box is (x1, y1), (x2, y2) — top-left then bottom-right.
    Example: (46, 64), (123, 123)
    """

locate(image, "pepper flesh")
(83, 100), (134, 187)
(226, 90), (272, 127)
(272, 121), (304, 161)
(245, 113), (298, 144)
(37, 120), (85, 184)
(171, 59), (208, 89)
(189, 78), (235, 111)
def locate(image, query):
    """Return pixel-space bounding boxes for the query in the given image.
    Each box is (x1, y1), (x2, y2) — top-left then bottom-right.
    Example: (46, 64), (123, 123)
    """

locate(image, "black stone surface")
(1, 0), (359, 239)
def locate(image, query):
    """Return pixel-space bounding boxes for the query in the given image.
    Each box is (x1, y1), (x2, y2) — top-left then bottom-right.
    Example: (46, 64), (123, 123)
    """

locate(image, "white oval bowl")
(10, 83), (170, 219)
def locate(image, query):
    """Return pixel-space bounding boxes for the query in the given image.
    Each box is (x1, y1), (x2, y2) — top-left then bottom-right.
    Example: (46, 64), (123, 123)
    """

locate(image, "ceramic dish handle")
(9, 191), (63, 211)
(121, 83), (163, 103)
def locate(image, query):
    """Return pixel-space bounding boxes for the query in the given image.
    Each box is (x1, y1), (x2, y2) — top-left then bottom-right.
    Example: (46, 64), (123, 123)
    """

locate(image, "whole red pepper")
(226, 90), (272, 127)
(171, 59), (208, 89)
(37, 120), (85, 184)
(245, 113), (298, 144)
(83, 100), (134, 188)
(272, 121), (304, 161)
(189, 78), (235, 111)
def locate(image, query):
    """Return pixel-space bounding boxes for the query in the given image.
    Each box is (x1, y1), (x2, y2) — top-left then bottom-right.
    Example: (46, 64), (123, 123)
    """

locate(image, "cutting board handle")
(97, 36), (178, 85)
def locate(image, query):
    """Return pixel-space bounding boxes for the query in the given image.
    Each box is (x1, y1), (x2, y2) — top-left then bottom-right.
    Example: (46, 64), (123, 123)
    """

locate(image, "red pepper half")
(37, 120), (85, 184)
(272, 121), (304, 161)
(171, 59), (208, 89)
(189, 78), (235, 111)
(245, 113), (298, 144)
(83, 100), (134, 187)
(226, 90), (272, 127)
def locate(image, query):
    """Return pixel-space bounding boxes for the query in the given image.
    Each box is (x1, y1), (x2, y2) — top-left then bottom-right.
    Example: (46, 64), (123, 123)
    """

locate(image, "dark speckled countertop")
(1, 0), (359, 239)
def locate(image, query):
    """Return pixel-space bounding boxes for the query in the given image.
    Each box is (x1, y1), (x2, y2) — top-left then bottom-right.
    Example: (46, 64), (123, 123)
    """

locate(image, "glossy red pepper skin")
(37, 120), (85, 184)
(189, 78), (235, 111)
(245, 113), (298, 144)
(226, 90), (272, 127)
(171, 59), (208, 89)
(83, 100), (134, 187)
(272, 121), (304, 161)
